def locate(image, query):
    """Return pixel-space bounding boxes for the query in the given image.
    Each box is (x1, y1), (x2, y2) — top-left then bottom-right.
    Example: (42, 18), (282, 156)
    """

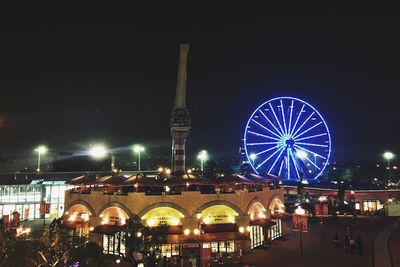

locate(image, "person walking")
(356, 235), (364, 256)
(344, 234), (350, 252)
(333, 232), (340, 248)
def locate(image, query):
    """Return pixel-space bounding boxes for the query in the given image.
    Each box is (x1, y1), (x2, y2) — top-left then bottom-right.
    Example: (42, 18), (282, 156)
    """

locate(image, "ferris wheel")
(243, 96), (331, 180)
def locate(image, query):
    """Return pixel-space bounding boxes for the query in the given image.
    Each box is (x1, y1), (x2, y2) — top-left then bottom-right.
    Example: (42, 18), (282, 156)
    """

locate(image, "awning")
(166, 231), (250, 244)
(148, 225), (183, 235)
(249, 219), (276, 228)
(93, 224), (125, 235)
(60, 221), (88, 230)
(201, 223), (238, 233)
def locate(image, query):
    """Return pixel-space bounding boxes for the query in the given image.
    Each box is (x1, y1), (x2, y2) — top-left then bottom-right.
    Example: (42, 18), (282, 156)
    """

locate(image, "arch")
(246, 201), (267, 221)
(141, 207), (185, 227)
(99, 206), (130, 225)
(98, 201), (133, 219)
(194, 200), (245, 216)
(268, 195), (285, 213)
(65, 199), (96, 217)
(245, 197), (265, 215)
(138, 202), (190, 218)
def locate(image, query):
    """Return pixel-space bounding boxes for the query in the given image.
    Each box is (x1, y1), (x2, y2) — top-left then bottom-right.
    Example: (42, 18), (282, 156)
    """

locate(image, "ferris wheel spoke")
(268, 103), (286, 136)
(254, 145), (281, 156)
(286, 149), (290, 179)
(294, 144), (326, 159)
(293, 121), (323, 140)
(278, 159), (284, 176)
(296, 142), (328, 148)
(288, 100), (294, 135)
(250, 120), (282, 139)
(247, 142), (277, 146)
(304, 156), (321, 170)
(294, 132), (327, 142)
(256, 146), (284, 170)
(280, 99), (288, 135)
(247, 130), (280, 141)
(268, 146), (286, 173)
(259, 110), (284, 137)
(289, 148), (300, 179)
(289, 104), (305, 136)
(292, 112), (315, 138)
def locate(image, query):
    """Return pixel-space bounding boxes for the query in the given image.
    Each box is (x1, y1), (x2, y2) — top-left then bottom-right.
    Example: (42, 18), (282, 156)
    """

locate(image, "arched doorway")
(98, 207), (130, 256)
(66, 204), (92, 236)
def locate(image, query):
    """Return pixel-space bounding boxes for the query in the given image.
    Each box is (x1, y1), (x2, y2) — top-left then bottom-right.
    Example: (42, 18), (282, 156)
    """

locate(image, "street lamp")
(133, 145), (145, 171)
(35, 145), (48, 172)
(249, 153), (257, 166)
(89, 144), (115, 171)
(197, 150), (208, 172)
(383, 151), (395, 180)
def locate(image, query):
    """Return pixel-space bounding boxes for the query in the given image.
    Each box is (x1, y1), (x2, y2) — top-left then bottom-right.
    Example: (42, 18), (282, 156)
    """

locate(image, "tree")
(124, 215), (168, 267)
(34, 224), (87, 266)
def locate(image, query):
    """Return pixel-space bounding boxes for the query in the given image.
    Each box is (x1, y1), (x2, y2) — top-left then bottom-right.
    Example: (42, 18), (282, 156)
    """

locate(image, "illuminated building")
(64, 171), (285, 263)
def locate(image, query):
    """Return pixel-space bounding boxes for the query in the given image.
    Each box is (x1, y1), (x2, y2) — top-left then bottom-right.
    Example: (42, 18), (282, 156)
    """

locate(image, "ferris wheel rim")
(243, 96), (332, 180)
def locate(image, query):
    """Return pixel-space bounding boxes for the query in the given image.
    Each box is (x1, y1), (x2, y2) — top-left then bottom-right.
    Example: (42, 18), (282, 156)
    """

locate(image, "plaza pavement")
(243, 216), (397, 267)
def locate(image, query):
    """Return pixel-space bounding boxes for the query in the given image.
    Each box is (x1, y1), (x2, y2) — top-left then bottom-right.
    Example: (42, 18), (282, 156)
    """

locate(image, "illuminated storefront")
(0, 180), (74, 221)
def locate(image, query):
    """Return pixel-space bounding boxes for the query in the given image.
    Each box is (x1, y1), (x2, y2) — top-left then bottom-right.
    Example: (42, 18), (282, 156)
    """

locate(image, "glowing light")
(89, 227), (94, 231)
(147, 218), (156, 227)
(296, 150), (307, 160)
(186, 182), (190, 187)
(384, 152), (395, 160)
(184, 229), (190, 235)
(35, 145), (48, 154)
(158, 167), (164, 172)
(294, 206), (306, 215)
(68, 214), (77, 222)
(165, 186), (170, 192)
(115, 258), (121, 264)
(133, 145), (145, 153)
(137, 231), (142, 237)
(239, 227), (245, 233)
(89, 145), (107, 159)
(193, 229), (200, 235)
(196, 212), (202, 220)
(165, 168), (171, 175)
(187, 169), (192, 174)
(134, 183), (138, 188)
(246, 226), (251, 232)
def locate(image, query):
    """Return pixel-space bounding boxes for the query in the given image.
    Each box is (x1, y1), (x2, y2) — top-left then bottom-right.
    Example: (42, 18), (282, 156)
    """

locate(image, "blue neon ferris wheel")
(243, 97), (332, 180)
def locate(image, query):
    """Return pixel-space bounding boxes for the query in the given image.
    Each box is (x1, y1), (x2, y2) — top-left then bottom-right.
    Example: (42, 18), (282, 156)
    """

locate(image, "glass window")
(211, 242), (218, 253)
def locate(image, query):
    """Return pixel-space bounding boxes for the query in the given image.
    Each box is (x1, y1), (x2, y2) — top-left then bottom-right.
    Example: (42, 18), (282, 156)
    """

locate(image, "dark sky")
(0, 7), (399, 167)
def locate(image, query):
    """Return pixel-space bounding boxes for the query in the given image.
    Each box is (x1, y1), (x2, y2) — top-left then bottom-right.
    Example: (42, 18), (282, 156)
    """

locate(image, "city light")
(184, 229), (190, 235)
(133, 145), (145, 171)
(296, 150), (307, 160)
(383, 151), (395, 179)
(193, 229), (200, 235)
(294, 206), (306, 215)
(249, 153), (257, 165)
(197, 150), (208, 171)
(89, 145), (107, 159)
(35, 145), (48, 172)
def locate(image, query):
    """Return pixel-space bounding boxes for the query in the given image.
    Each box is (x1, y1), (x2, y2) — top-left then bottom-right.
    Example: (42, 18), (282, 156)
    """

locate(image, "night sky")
(1, 8), (399, 169)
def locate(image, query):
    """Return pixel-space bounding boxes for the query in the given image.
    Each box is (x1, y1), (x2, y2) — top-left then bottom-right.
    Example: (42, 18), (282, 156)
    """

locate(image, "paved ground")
(390, 226), (400, 267)
(243, 216), (397, 267)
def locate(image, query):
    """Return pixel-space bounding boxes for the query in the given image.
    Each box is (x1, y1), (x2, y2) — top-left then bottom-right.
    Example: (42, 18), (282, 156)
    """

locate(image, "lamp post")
(89, 144), (115, 171)
(35, 145), (48, 172)
(133, 145), (145, 171)
(197, 150), (208, 172)
(294, 206), (306, 256)
(383, 151), (395, 180)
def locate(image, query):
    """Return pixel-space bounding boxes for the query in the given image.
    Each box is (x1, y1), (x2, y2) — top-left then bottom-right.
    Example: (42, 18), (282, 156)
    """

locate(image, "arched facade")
(99, 206), (130, 225)
(247, 202), (267, 221)
(141, 207), (185, 227)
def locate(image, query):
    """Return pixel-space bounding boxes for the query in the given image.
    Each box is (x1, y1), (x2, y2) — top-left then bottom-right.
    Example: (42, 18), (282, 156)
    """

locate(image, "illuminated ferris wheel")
(243, 97), (331, 180)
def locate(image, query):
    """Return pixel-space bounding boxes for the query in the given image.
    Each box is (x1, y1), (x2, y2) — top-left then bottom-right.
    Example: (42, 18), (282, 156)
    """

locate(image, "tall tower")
(171, 44), (191, 175)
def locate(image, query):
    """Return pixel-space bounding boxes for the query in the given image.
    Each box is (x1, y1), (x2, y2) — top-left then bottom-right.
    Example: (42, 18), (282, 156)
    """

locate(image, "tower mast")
(171, 44), (191, 175)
